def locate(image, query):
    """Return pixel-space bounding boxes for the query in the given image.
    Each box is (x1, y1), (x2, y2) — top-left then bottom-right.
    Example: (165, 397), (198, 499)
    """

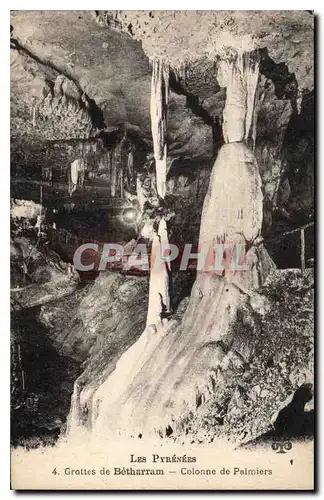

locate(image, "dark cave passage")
(11, 307), (81, 447)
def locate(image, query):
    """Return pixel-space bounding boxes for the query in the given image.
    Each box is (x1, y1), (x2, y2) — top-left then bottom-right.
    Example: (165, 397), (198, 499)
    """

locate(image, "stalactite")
(251, 80), (264, 150)
(120, 164), (124, 198)
(136, 173), (146, 211)
(244, 52), (260, 143)
(219, 51), (259, 145)
(111, 148), (117, 197)
(150, 57), (169, 199)
(296, 88), (303, 115)
(115, 159), (121, 198)
(69, 158), (86, 196)
(70, 159), (79, 186)
(35, 184), (43, 236)
(121, 132), (127, 198)
(127, 148), (134, 189)
(146, 57), (171, 328)
(107, 150), (112, 182)
(78, 159), (86, 188)
(68, 172), (76, 196)
(111, 133), (127, 198)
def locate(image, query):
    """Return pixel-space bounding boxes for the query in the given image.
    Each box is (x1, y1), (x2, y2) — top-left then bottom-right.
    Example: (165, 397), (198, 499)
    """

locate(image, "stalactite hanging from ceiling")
(110, 148), (117, 197)
(97, 145), (128, 194)
(69, 158), (86, 196)
(77, 158), (86, 188)
(219, 51), (260, 146)
(110, 132), (127, 198)
(145, 58), (172, 327)
(69, 159), (79, 196)
(251, 80), (263, 150)
(150, 57), (169, 199)
(244, 52), (260, 144)
(126, 147), (134, 190)
(120, 162), (124, 199)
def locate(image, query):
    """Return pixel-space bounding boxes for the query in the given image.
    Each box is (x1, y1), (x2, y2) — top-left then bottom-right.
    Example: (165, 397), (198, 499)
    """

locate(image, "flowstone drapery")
(69, 50), (276, 441)
(150, 58), (169, 200)
(146, 57), (171, 327)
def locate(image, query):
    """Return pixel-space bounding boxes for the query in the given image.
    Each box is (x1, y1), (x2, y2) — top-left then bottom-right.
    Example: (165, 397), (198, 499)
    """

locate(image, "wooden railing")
(263, 221), (314, 274)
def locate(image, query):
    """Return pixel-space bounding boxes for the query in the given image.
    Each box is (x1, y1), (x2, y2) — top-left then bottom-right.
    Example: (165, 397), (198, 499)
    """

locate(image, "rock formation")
(10, 11), (314, 448)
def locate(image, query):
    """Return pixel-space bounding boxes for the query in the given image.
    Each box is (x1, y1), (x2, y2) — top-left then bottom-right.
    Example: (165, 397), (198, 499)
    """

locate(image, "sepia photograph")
(9, 9), (315, 490)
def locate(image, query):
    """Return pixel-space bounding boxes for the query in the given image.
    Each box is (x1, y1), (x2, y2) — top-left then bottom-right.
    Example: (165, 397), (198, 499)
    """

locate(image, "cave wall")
(10, 10), (314, 447)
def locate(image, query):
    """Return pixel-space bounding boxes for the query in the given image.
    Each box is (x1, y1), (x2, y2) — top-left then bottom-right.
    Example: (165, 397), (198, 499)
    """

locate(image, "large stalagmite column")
(146, 57), (171, 327)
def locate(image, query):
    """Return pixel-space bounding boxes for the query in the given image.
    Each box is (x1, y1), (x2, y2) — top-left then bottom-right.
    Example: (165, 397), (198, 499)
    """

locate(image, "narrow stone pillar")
(146, 57), (171, 326)
(199, 51), (269, 290)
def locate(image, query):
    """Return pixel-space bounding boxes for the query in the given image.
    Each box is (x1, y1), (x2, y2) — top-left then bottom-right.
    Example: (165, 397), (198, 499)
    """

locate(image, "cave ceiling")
(10, 10), (314, 176)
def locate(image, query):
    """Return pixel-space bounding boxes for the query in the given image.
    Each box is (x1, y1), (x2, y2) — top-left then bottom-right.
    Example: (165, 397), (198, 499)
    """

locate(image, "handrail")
(264, 221), (314, 274)
(263, 221), (314, 243)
